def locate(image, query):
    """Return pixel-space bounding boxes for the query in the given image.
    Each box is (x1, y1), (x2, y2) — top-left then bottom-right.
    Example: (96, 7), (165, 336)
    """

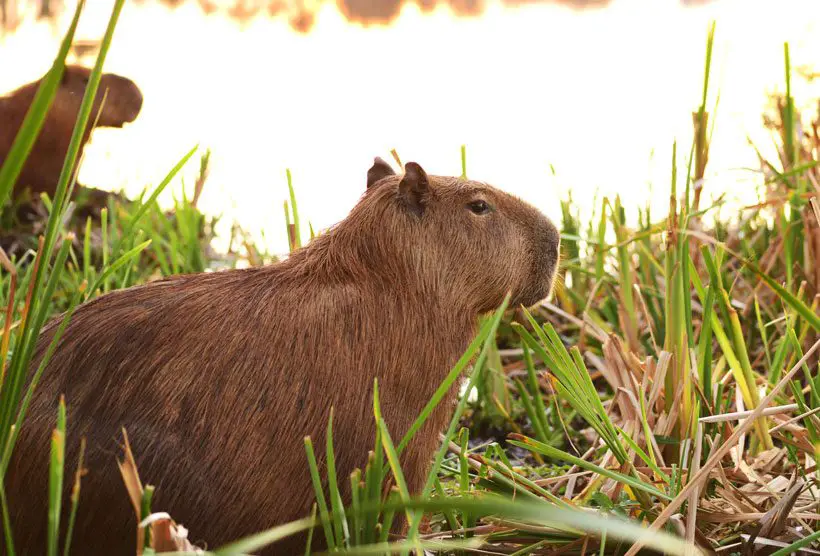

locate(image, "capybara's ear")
(367, 157), (395, 189)
(398, 162), (429, 217)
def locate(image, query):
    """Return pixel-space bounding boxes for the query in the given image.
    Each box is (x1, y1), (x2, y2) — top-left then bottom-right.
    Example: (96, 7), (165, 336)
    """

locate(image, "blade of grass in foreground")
(304, 436), (336, 550)
(47, 396), (67, 556)
(457, 428), (473, 538)
(0, 236), (74, 463)
(202, 494), (695, 556)
(0, 0), (129, 474)
(139, 485), (155, 549)
(745, 258), (820, 332)
(212, 527), (482, 556)
(348, 470), (362, 547)
(395, 313), (497, 456)
(62, 438), (86, 556)
(0, 0), (84, 458)
(122, 145), (199, 240)
(358, 497), (694, 556)
(506, 434), (670, 501)
(304, 504), (318, 556)
(691, 247), (771, 447)
(287, 169), (302, 249)
(0, 0), (85, 205)
(609, 197), (639, 351)
(45, 0), (127, 237)
(0, 279), (85, 478)
(704, 248), (772, 450)
(403, 294), (511, 544)
(85, 240), (152, 299)
(324, 409), (349, 549)
(362, 428), (384, 545)
(211, 517), (319, 556)
(0, 469), (15, 556)
(373, 381), (421, 556)
(513, 315), (634, 469)
(30, 0), (128, 324)
(769, 529), (820, 556)
(323, 537), (485, 554)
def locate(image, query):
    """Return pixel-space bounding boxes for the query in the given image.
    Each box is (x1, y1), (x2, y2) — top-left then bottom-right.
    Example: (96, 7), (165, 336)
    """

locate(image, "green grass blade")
(304, 436), (336, 550)
(507, 435), (670, 501)
(374, 379), (419, 556)
(745, 259), (820, 332)
(345, 497), (692, 556)
(123, 145), (199, 239)
(401, 295), (510, 544)
(62, 438), (86, 556)
(212, 517), (318, 556)
(769, 530), (820, 556)
(396, 315), (496, 455)
(0, 477), (14, 556)
(85, 240), (152, 299)
(286, 169), (302, 249)
(47, 396), (67, 556)
(325, 408), (349, 548)
(0, 1), (84, 205)
(1, 284), (83, 478)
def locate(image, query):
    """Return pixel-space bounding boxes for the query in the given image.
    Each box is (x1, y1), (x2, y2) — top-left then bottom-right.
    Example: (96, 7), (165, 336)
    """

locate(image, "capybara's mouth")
(515, 270), (558, 310)
(518, 231), (560, 309)
(106, 107), (142, 128)
(122, 105), (143, 125)
(108, 84), (143, 126)
(520, 277), (557, 310)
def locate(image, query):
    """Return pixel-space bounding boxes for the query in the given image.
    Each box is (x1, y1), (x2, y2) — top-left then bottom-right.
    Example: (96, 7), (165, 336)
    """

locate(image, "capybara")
(0, 64), (143, 198)
(4, 159), (561, 555)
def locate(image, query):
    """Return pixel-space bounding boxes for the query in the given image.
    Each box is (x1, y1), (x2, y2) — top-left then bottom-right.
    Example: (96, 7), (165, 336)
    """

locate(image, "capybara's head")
(56, 65), (143, 128)
(332, 158), (560, 313)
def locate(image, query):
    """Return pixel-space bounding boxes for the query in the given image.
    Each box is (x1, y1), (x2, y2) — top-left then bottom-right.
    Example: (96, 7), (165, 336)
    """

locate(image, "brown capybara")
(0, 64), (143, 198)
(4, 159), (561, 555)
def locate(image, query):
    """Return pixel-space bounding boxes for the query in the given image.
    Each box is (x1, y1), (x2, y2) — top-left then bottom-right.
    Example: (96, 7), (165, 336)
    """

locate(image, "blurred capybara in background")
(0, 64), (143, 200)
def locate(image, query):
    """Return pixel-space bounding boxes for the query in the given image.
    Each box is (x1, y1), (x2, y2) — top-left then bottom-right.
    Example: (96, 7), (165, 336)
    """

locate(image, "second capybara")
(0, 64), (143, 199)
(4, 158), (561, 555)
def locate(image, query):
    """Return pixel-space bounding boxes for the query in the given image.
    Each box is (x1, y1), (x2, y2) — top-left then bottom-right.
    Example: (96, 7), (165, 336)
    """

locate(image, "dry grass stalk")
(624, 336), (820, 556)
(117, 428), (202, 555)
(699, 403), (799, 424)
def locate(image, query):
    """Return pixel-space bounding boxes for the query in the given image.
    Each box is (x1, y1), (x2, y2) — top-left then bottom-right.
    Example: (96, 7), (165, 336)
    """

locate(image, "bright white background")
(2, 0), (819, 253)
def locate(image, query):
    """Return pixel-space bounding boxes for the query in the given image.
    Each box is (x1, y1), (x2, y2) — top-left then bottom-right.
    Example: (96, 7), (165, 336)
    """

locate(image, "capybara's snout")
(96, 74), (143, 127)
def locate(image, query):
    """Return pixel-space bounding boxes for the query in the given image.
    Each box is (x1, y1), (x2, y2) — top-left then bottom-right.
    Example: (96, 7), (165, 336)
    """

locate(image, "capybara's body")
(4, 160), (560, 555)
(0, 65), (143, 198)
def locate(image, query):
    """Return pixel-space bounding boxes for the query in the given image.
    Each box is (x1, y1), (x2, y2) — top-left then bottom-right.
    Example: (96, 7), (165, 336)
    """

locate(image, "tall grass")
(1, 7), (820, 556)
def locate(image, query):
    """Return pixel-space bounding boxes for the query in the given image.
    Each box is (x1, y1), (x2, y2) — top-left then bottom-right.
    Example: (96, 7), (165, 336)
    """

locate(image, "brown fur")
(0, 65), (143, 198)
(3, 160), (560, 555)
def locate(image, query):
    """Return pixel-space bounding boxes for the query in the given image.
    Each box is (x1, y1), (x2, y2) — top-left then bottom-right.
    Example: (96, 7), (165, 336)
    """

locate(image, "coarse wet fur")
(3, 159), (560, 555)
(0, 64), (143, 198)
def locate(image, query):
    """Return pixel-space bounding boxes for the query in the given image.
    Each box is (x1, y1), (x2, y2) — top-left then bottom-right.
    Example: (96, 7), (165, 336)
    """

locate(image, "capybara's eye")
(467, 200), (492, 215)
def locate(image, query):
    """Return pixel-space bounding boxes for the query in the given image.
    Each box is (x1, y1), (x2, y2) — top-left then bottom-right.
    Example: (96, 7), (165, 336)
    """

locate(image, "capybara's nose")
(541, 216), (561, 262)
